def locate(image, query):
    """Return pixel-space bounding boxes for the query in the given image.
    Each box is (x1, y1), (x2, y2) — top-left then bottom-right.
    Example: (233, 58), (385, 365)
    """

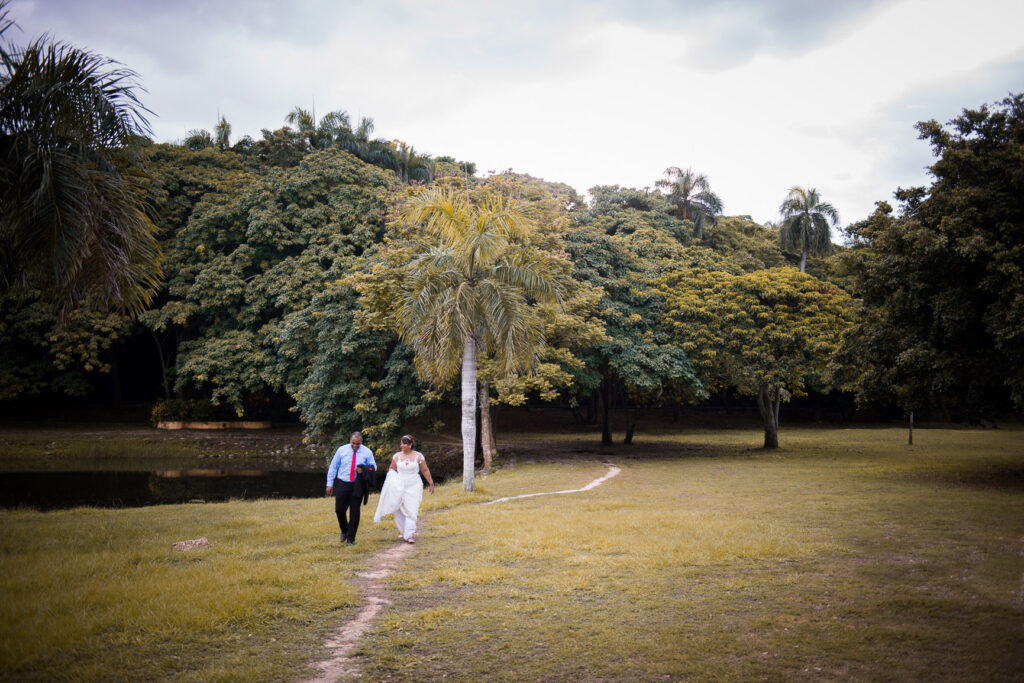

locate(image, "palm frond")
(0, 30), (159, 320)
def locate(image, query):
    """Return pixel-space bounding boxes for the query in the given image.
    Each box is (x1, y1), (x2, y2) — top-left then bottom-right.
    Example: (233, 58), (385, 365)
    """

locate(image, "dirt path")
(301, 539), (417, 683)
(303, 463), (621, 682)
(482, 464), (621, 505)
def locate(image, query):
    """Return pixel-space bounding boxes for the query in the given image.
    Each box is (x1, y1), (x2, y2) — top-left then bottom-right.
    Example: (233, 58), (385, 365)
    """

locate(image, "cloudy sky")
(8, 0), (1024, 226)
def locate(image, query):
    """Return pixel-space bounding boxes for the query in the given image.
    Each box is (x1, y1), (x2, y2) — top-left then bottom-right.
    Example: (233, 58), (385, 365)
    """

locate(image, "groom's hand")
(325, 486), (333, 496)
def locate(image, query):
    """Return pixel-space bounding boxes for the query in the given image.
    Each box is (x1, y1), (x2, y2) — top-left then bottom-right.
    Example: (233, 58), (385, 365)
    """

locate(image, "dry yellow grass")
(1, 425), (1022, 680)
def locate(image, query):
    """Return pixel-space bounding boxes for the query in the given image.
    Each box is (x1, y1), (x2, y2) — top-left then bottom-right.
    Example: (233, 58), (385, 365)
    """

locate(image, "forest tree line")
(2, 7), (1022, 457)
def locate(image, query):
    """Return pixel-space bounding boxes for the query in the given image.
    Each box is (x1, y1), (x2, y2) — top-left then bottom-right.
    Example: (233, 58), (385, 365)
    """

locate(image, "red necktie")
(349, 445), (357, 482)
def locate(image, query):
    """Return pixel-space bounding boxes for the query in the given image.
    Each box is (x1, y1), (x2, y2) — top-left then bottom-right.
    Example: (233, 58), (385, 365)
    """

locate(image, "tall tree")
(393, 184), (562, 490)
(778, 186), (839, 272)
(655, 166), (723, 240)
(0, 6), (161, 320)
(565, 222), (700, 444)
(838, 92), (1024, 421)
(657, 267), (855, 448)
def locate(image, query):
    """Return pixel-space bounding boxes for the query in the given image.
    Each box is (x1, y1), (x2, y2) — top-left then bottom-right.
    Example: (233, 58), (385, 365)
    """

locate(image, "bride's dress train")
(373, 454), (424, 541)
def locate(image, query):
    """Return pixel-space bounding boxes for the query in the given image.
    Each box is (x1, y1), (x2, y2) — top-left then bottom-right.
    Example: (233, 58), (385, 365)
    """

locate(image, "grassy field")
(1, 426), (1022, 680)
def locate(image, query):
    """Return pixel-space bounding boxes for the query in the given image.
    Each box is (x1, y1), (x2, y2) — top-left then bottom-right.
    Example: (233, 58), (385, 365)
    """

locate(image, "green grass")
(1, 426), (1022, 680)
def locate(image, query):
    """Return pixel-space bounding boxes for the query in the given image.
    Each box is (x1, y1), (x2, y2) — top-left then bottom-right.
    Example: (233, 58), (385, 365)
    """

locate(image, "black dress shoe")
(340, 533), (347, 543)
(346, 538), (355, 545)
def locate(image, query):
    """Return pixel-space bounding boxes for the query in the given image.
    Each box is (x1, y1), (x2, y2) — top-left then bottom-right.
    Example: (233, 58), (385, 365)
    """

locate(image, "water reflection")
(0, 469), (326, 510)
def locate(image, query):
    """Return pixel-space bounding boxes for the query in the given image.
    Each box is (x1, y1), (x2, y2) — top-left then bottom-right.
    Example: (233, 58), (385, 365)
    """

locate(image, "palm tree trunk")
(479, 379), (496, 470)
(461, 335), (478, 491)
(799, 246), (808, 273)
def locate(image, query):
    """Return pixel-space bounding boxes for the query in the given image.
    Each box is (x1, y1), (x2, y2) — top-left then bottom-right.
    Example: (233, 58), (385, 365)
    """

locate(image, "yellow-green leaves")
(657, 267), (856, 398)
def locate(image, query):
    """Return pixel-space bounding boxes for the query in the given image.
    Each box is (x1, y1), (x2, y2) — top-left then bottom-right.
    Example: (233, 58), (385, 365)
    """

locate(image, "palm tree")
(214, 115), (231, 151)
(335, 115), (392, 167)
(388, 141), (432, 183)
(0, 6), (161, 321)
(655, 166), (723, 240)
(778, 186), (839, 272)
(286, 107), (354, 150)
(284, 106), (316, 135)
(398, 185), (561, 490)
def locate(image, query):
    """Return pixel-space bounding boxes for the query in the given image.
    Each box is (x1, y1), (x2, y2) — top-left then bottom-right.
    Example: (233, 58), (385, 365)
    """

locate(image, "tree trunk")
(600, 376), (616, 445)
(461, 336), (478, 491)
(757, 384), (780, 449)
(624, 405), (638, 444)
(908, 410), (914, 446)
(479, 379), (496, 470)
(150, 328), (171, 399)
(799, 246), (808, 273)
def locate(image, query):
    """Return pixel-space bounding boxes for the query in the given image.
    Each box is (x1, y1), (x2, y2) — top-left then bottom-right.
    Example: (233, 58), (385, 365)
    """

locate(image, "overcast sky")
(8, 0), (1024, 226)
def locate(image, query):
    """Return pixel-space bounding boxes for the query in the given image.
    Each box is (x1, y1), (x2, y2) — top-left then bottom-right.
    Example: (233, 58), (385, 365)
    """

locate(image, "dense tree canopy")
(656, 267), (856, 447)
(565, 205), (701, 444)
(839, 93), (1024, 419)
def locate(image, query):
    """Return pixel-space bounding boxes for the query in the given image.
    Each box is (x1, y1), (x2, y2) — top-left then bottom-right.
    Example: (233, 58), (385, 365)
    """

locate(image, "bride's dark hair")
(400, 435), (414, 448)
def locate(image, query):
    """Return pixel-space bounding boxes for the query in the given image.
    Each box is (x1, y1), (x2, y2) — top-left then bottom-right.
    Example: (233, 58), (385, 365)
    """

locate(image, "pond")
(0, 426), (458, 510)
(0, 469), (330, 510)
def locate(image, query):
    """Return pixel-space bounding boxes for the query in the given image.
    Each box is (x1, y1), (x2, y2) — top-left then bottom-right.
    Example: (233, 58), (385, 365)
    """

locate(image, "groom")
(325, 431), (377, 545)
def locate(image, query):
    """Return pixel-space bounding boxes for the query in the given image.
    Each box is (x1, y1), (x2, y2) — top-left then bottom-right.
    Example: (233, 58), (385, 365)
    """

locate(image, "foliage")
(154, 149), (395, 416)
(278, 282), (431, 451)
(0, 289), (130, 400)
(656, 267), (856, 447)
(469, 174), (606, 407)
(391, 182), (563, 385)
(0, 9), (161, 320)
(703, 215), (787, 271)
(564, 217), (701, 443)
(583, 185), (689, 240)
(149, 397), (236, 423)
(838, 93), (1024, 418)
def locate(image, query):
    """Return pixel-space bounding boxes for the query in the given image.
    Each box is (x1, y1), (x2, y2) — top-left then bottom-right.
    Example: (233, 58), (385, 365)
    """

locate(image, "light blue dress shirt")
(327, 443), (377, 485)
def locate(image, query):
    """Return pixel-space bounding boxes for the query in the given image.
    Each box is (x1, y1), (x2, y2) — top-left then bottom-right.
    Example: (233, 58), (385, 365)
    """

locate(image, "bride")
(373, 435), (435, 543)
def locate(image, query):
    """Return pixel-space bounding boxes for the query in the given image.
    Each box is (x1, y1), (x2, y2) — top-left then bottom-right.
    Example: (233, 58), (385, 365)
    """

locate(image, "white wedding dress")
(373, 453), (425, 540)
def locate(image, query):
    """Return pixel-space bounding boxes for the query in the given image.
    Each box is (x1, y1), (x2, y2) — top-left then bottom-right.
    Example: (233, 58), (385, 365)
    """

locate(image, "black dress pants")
(333, 478), (365, 541)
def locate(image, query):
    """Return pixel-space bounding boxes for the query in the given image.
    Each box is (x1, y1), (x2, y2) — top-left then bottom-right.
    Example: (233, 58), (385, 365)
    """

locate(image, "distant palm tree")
(284, 106), (316, 135)
(214, 116), (231, 151)
(286, 107), (354, 150)
(335, 115), (391, 166)
(398, 185), (561, 490)
(655, 166), (724, 240)
(0, 6), (161, 320)
(388, 141), (432, 183)
(778, 186), (839, 272)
